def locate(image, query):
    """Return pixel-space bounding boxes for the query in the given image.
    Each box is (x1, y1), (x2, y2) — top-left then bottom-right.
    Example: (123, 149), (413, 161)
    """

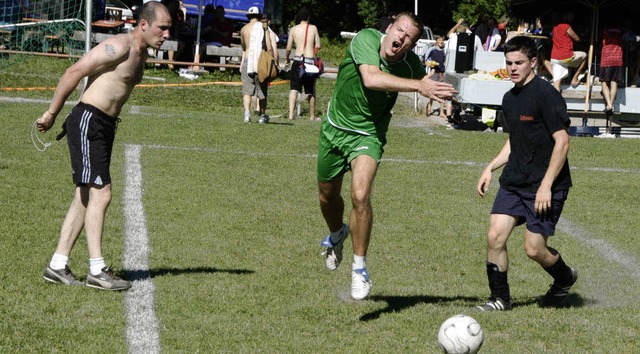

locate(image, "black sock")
(486, 262), (510, 302)
(543, 255), (572, 284)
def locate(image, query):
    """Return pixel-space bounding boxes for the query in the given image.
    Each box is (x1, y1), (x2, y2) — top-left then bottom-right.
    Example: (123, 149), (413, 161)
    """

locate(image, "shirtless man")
(240, 6), (269, 123)
(285, 7), (321, 121)
(36, 2), (171, 291)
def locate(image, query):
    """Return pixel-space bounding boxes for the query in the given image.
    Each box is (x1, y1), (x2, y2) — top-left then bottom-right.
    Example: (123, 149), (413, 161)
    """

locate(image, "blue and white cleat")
(351, 268), (372, 300)
(320, 224), (349, 271)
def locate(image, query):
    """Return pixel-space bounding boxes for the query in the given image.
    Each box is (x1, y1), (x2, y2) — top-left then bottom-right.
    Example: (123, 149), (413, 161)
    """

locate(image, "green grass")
(1, 55), (640, 352)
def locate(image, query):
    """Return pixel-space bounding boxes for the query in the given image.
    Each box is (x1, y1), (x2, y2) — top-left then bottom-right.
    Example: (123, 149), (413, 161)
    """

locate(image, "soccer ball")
(437, 314), (484, 354)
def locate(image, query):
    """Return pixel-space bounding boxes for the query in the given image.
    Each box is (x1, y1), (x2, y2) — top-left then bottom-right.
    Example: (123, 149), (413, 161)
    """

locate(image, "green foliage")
(318, 35), (349, 68)
(357, 0), (384, 29)
(450, 0), (511, 26)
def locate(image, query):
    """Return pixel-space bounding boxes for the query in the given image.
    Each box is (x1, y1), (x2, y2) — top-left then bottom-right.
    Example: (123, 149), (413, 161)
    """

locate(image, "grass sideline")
(2, 56), (640, 352)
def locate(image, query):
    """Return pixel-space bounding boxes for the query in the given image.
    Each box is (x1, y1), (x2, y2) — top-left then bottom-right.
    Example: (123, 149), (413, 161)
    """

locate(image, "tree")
(449, 0), (511, 28)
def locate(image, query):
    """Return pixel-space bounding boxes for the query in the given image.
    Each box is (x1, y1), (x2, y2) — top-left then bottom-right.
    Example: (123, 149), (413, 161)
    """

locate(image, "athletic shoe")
(539, 268), (578, 307)
(43, 265), (83, 286)
(351, 268), (372, 300)
(86, 267), (131, 291)
(244, 115), (251, 123)
(476, 298), (512, 311)
(320, 224), (349, 271)
(258, 114), (269, 124)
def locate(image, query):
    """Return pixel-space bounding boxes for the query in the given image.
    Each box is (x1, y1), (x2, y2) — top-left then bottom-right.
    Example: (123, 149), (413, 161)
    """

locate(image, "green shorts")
(317, 120), (384, 182)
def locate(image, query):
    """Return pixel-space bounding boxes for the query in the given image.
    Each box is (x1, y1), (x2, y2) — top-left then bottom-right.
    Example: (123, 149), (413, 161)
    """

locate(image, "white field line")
(117, 142), (640, 344)
(558, 218), (640, 280)
(139, 143), (640, 174)
(123, 144), (161, 354)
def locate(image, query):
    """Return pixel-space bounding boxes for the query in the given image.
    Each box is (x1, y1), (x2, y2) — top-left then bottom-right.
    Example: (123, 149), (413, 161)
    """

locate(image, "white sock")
(89, 257), (107, 276)
(49, 253), (69, 270)
(353, 255), (366, 270)
(244, 109), (250, 117)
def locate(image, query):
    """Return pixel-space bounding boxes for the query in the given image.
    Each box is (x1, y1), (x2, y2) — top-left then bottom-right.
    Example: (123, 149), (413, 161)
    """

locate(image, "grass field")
(1, 55), (640, 352)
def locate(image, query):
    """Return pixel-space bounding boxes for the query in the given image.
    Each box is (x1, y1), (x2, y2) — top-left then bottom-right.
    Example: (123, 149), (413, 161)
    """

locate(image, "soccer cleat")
(475, 298), (512, 311)
(258, 114), (269, 124)
(244, 115), (251, 123)
(320, 224), (349, 271)
(43, 265), (83, 286)
(351, 268), (372, 300)
(86, 267), (132, 291)
(539, 268), (578, 307)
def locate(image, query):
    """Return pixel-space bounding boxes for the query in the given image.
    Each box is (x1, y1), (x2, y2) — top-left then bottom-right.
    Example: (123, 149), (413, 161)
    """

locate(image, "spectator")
(495, 15), (509, 51)
(445, 18), (483, 53)
(474, 15), (489, 48)
(211, 5), (234, 46)
(317, 12), (456, 300)
(239, 6), (268, 123)
(622, 19), (640, 87)
(483, 17), (501, 51)
(423, 35), (448, 118)
(550, 11), (586, 91)
(36, 2), (171, 291)
(200, 4), (216, 42)
(162, 0), (188, 68)
(285, 7), (321, 121)
(599, 23), (624, 117)
(251, 12), (279, 121)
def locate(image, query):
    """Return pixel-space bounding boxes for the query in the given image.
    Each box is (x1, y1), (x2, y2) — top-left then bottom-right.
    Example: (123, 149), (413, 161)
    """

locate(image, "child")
(423, 35), (449, 118)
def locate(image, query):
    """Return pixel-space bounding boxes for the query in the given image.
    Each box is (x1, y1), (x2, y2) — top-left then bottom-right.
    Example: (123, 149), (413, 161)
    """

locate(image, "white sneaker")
(320, 224), (349, 270)
(244, 115), (250, 123)
(351, 268), (372, 300)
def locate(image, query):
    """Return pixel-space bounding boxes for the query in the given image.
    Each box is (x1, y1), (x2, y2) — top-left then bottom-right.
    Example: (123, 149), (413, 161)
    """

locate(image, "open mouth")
(392, 41), (401, 50)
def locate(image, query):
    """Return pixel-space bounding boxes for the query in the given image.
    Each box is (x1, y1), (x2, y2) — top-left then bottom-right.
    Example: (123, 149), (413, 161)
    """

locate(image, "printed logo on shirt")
(520, 115), (534, 121)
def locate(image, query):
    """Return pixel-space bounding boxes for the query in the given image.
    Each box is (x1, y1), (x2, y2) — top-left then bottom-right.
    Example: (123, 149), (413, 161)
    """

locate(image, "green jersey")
(326, 28), (426, 139)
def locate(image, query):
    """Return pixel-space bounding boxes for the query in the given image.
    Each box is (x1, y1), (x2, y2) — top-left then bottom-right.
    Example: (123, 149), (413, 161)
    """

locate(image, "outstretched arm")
(358, 63), (457, 103)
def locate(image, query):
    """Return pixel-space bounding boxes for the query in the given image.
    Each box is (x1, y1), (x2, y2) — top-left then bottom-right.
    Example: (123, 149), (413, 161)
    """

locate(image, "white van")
(413, 26), (435, 58)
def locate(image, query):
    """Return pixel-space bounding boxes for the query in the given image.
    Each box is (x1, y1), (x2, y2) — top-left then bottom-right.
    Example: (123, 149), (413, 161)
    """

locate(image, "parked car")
(105, 0), (134, 21)
(414, 25), (436, 58)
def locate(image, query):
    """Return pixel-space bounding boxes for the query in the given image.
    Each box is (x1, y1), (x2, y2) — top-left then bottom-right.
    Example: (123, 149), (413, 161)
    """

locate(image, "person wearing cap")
(251, 12), (280, 118)
(240, 6), (270, 123)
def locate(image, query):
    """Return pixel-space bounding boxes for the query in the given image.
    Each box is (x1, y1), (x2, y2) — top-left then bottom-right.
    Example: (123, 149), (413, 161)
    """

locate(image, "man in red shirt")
(550, 12), (586, 91)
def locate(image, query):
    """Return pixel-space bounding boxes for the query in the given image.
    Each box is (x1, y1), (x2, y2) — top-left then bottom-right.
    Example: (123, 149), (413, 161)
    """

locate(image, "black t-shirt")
(499, 75), (572, 192)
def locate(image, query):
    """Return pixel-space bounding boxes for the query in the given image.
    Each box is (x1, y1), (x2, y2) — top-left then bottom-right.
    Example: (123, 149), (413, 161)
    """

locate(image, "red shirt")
(551, 23), (574, 60)
(600, 27), (623, 67)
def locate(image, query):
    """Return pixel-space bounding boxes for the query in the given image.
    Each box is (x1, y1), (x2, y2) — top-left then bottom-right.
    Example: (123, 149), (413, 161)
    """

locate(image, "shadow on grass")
(265, 121), (295, 126)
(360, 294), (483, 321)
(125, 267), (254, 281)
(360, 293), (586, 321)
(535, 293), (586, 309)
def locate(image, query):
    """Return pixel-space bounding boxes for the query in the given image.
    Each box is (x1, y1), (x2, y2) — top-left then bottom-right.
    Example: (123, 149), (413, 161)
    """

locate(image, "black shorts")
(491, 187), (568, 236)
(599, 66), (624, 84)
(289, 59), (318, 95)
(64, 102), (119, 186)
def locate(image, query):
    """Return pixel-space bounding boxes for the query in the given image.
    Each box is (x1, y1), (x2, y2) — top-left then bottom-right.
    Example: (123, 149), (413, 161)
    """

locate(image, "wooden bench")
(71, 31), (177, 50)
(205, 45), (288, 68)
